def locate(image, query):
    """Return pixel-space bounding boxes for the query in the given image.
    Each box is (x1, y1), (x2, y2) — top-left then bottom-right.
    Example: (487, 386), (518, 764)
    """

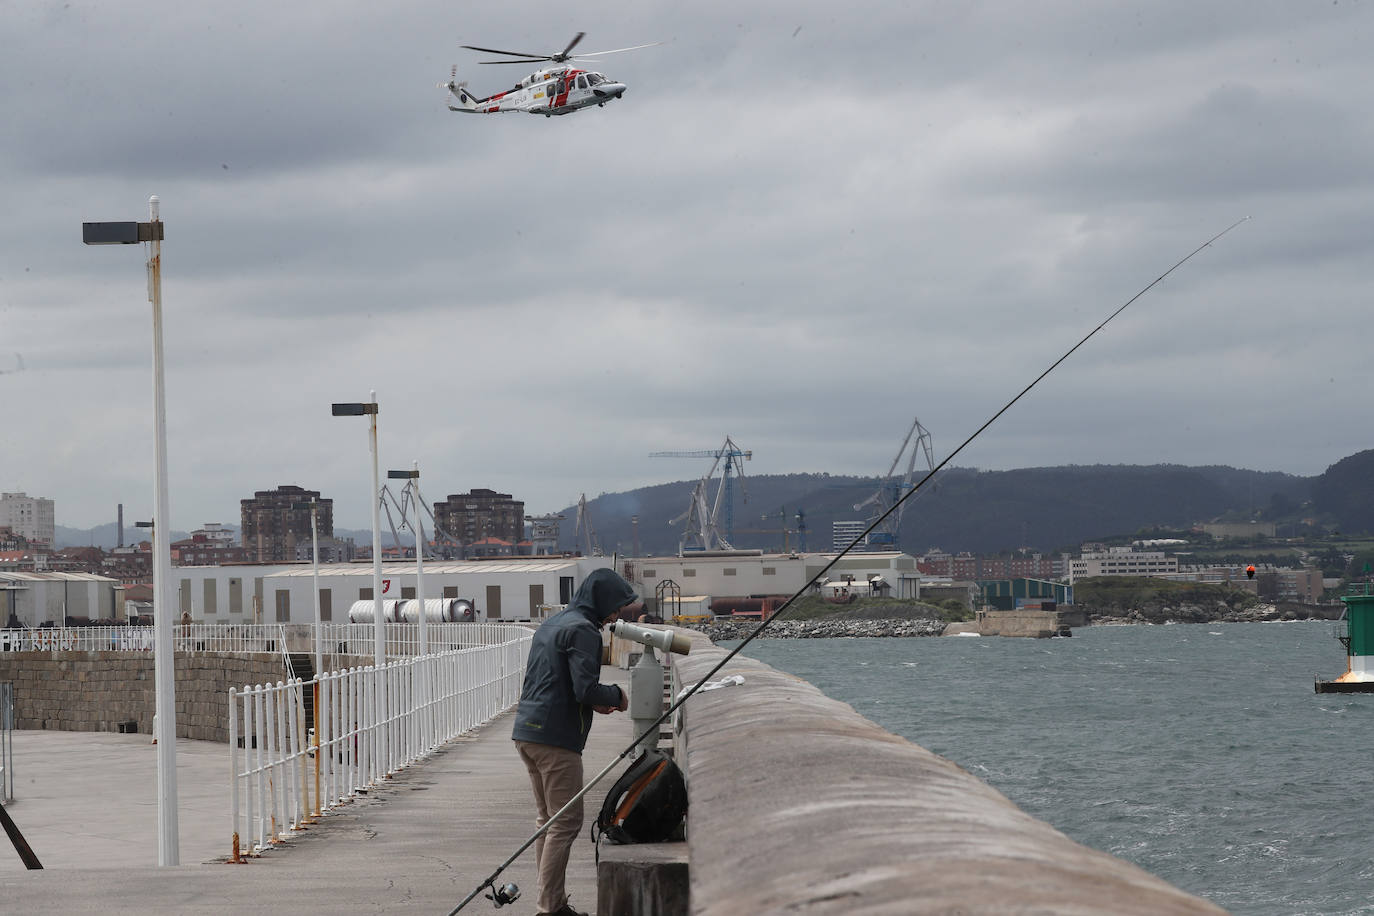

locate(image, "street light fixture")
(331, 395), (385, 669)
(387, 464), (427, 655)
(82, 197), (179, 867)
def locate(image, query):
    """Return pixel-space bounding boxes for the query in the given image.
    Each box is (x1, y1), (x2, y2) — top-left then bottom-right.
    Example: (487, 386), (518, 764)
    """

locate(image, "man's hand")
(595, 687), (630, 715)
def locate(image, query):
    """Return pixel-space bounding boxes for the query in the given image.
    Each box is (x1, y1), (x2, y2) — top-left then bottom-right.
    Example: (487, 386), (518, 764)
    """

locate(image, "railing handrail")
(0, 622), (534, 660)
(228, 629), (533, 860)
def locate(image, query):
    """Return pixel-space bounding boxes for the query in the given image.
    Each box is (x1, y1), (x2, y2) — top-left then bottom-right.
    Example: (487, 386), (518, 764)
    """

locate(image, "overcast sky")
(3, 1), (1371, 532)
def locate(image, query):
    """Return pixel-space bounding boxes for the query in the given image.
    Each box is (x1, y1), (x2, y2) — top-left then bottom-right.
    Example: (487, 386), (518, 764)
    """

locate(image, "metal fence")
(227, 625), (531, 860)
(0, 622), (530, 660)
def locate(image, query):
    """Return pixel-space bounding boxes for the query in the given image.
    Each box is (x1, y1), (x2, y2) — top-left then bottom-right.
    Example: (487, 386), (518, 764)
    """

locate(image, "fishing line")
(448, 216), (1249, 913)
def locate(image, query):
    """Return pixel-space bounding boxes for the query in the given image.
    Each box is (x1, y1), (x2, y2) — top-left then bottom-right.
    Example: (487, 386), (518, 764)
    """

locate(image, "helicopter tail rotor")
(440, 66), (477, 111)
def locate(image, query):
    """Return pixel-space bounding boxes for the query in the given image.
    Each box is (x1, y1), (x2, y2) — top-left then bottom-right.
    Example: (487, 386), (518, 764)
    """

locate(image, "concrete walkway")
(0, 668), (631, 914)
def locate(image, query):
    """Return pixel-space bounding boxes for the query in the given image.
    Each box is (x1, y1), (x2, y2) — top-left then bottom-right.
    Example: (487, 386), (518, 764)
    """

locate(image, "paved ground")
(0, 668), (631, 915)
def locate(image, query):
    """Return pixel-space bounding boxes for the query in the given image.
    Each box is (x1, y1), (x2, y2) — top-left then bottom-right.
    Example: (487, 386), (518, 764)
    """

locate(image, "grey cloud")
(5, 1), (1374, 528)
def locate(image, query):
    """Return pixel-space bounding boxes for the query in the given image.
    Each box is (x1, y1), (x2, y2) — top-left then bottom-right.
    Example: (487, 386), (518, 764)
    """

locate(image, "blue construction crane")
(650, 436), (751, 552)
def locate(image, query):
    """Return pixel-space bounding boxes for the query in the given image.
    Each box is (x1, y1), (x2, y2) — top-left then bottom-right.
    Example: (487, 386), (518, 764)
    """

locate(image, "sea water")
(731, 621), (1374, 916)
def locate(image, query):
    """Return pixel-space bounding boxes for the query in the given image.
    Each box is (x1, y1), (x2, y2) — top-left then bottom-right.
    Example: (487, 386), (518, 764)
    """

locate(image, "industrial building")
(1, 571), (124, 627)
(1069, 546), (1179, 580)
(167, 556), (613, 624)
(979, 577), (1074, 610)
(626, 550), (922, 612)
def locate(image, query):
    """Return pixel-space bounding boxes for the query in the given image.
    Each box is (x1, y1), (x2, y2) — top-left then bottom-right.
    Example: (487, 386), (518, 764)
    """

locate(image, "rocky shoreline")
(1090, 601), (1341, 626)
(689, 616), (947, 641)
(688, 601), (1341, 641)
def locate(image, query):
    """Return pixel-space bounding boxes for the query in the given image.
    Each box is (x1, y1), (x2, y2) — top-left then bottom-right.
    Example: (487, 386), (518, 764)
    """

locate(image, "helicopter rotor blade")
(570, 41), (663, 59)
(462, 33), (654, 67)
(461, 44), (550, 58)
(554, 31), (586, 60)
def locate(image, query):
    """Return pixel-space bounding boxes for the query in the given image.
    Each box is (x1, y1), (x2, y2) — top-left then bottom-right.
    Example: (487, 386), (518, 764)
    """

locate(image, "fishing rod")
(448, 216), (1250, 913)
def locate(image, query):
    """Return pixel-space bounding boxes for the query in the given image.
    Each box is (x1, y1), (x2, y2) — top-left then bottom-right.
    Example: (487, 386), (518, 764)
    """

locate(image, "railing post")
(312, 680), (322, 820)
(288, 679), (302, 829)
(253, 685), (267, 853)
(266, 683), (280, 840)
(229, 687), (242, 863)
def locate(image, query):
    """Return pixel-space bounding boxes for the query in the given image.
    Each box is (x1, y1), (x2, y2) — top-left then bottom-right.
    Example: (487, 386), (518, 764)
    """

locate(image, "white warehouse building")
(170, 556), (614, 624)
(1068, 547), (1179, 582)
(627, 551), (921, 610)
(2, 571), (124, 627)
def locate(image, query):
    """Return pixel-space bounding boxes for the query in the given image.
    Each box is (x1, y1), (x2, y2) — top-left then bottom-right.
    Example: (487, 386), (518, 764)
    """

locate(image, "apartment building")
(0, 492), (55, 547)
(433, 489), (524, 549)
(240, 485), (334, 563)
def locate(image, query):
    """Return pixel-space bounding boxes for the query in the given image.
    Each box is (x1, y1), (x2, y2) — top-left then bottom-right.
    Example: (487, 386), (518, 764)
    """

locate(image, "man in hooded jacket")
(512, 568), (640, 916)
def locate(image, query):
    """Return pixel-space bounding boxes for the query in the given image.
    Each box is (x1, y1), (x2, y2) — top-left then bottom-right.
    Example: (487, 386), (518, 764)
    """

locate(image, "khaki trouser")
(515, 740), (585, 915)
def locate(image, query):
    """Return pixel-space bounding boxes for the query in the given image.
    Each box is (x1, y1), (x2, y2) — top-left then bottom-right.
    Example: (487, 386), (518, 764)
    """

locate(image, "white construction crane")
(650, 436), (751, 554)
(854, 417), (934, 551)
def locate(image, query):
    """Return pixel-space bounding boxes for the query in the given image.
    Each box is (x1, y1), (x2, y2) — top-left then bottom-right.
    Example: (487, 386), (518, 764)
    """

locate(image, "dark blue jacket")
(511, 569), (634, 753)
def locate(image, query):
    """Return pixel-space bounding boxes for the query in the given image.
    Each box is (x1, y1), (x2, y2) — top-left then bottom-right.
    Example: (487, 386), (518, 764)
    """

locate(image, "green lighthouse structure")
(1316, 582), (1374, 693)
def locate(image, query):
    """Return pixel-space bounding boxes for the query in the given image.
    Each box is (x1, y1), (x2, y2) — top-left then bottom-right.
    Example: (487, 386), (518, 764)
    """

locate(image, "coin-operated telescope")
(608, 620), (691, 752)
(609, 619), (692, 656)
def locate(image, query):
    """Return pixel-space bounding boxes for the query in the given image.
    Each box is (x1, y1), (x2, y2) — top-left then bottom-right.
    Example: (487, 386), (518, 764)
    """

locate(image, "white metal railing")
(0, 622), (532, 659)
(228, 626), (531, 860)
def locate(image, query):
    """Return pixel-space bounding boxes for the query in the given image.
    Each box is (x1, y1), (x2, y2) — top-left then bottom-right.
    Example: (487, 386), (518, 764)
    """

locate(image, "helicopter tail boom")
(440, 69), (480, 112)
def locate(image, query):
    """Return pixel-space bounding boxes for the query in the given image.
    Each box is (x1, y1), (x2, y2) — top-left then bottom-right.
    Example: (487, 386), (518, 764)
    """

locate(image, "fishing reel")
(484, 882), (520, 908)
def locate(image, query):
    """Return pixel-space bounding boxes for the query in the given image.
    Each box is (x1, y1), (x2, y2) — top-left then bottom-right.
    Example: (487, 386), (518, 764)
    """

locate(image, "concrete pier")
(2, 639), (1228, 914)
(0, 668), (631, 914)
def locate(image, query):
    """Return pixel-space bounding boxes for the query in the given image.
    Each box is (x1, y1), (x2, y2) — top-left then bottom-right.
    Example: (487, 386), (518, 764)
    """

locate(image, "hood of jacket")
(567, 568), (638, 624)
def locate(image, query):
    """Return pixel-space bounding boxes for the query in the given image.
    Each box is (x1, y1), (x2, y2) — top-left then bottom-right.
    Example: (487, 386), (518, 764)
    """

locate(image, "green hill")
(559, 462), (1323, 557)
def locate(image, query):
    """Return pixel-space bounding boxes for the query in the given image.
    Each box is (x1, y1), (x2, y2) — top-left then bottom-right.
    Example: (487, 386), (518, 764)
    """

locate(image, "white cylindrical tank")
(399, 598), (461, 623)
(347, 599), (404, 623)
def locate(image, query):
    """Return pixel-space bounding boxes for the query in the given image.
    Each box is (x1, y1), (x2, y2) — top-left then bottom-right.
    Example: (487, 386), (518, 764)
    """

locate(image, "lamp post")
(292, 499), (323, 676)
(83, 198), (179, 866)
(387, 464), (426, 655)
(331, 395), (385, 669)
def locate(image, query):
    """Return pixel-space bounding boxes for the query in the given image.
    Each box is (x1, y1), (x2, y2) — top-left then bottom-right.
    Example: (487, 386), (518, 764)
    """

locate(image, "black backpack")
(593, 748), (688, 846)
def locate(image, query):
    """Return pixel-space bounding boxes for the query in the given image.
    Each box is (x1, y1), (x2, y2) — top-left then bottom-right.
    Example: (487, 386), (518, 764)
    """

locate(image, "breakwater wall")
(674, 629), (1225, 914)
(0, 652), (359, 742)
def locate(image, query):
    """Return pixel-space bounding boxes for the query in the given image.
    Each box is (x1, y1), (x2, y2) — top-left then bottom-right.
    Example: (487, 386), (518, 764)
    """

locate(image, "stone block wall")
(0, 652), (287, 742)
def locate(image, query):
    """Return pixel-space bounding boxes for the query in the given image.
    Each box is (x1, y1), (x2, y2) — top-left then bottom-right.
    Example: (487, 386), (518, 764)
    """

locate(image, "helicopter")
(440, 32), (658, 117)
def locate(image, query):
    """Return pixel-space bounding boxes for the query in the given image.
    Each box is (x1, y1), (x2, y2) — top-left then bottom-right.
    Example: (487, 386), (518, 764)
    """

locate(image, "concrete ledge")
(977, 608), (1072, 638)
(596, 841), (689, 916)
(674, 631), (1226, 915)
